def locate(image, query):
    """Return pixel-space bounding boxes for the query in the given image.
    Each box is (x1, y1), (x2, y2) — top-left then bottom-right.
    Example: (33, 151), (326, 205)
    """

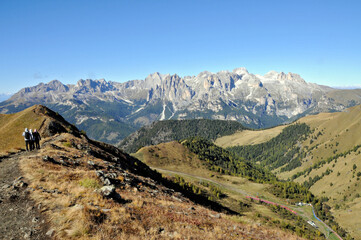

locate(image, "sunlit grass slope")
(0, 105), (45, 153)
(214, 104), (361, 239)
(215, 125), (287, 148)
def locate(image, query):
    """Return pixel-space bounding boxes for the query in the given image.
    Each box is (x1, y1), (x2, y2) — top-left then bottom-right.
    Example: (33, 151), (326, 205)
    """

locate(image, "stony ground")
(0, 150), (50, 240)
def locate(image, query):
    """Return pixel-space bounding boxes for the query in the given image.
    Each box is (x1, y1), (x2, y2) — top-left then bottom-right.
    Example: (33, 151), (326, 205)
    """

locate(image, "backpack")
(25, 131), (30, 140)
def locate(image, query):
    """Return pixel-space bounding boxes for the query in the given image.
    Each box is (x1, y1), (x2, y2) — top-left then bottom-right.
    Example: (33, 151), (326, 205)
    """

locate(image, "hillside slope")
(119, 119), (247, 153)
(292, 105), (361, 239)
(215, 125), (287, 148)
(218, 104), (361, 239)
(135, 138), (352, 239)
(0, 105), (303, 239)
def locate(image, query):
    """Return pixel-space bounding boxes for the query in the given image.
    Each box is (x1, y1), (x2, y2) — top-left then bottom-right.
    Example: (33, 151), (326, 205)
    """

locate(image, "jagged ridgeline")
(227, 123), (311, 172)
(181, 136), (276, 183)
(119, 119), (247, 153)
(2, 69), (361, 146)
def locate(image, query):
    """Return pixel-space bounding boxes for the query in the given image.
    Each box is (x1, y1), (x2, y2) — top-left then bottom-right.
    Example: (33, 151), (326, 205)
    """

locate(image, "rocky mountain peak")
(75, 79), (114, 93)
(197, 71), (213, 78)
(263, 71), (306, 84)
(263, 70), (279, 79)
(233, 67), (249, 75)
(276, 72), (306, 84)
(9, 80), (69, 101)
(46, 80), (69, 92)
(144, 72), (171, 88)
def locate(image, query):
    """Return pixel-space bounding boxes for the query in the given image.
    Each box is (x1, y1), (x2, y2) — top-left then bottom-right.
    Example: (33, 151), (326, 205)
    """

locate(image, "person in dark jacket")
(22, 128), (31, 151)
(29, 129), (35, 151)
(33, 129), (41, 150)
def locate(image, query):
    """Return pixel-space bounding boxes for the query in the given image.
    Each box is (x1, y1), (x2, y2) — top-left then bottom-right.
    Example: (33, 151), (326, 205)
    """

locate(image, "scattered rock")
(96, 170), (104, 177)
(59, 159), (68, 166)
(42, 155), (53, 162)
(103, 178), (112, 185)
(1, 184), (11, 190)
(24, 230), (32, 239)
(172, 196), (183, 202)
(87, 160), (95, 166)
(46, 228), (55, 237)
(72, 204), (84, 210)
(210, 213), (221, 218)
(105, 172), (117, 179)
(15, 176), (24, 181)
(13, 177), (28, 188)
(9, 194), (19, 201)
(100, 185), (116, 198)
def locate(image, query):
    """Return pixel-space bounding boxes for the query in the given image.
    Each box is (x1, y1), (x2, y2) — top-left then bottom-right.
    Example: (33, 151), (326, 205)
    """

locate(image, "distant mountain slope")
(118, 119), (247, 153)
(0, 105), (306, 239)
(1, 67), (360, 144)
(217, 104), (361, 239)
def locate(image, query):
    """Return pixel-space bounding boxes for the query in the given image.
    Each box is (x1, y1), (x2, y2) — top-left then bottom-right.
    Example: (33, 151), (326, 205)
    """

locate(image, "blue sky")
(1, 0), (360, 94)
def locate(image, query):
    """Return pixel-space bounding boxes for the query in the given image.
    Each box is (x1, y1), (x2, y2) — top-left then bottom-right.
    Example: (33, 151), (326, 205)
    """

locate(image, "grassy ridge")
(0, 106), (45, 153)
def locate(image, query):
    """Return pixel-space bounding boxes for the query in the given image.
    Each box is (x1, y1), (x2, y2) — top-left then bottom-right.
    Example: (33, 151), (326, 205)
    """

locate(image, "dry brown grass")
(133, 141), (207, 176)
(215, 125), (287, 148)
(19, 133), (304, 239)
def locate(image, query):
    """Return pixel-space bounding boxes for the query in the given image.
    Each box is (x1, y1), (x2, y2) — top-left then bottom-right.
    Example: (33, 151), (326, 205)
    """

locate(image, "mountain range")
(1, 67), (361, 144)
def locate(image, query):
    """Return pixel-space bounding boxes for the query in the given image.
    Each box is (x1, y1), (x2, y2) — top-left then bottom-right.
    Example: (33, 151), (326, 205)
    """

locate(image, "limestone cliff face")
(1, 67), (361, 144)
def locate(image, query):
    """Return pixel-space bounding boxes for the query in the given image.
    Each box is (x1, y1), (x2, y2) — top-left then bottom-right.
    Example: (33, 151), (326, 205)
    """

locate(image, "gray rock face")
(1, 67), (361, 144)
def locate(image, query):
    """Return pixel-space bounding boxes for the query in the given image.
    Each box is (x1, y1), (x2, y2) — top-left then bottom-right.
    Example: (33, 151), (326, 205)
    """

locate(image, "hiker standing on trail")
(33, 129), (41, 150)
(29, 129), (35, 151)
(22, 128), (31, 151)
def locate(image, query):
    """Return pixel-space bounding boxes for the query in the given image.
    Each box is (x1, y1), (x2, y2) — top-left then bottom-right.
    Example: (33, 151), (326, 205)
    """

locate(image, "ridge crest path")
(0, 150), (50, 240)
